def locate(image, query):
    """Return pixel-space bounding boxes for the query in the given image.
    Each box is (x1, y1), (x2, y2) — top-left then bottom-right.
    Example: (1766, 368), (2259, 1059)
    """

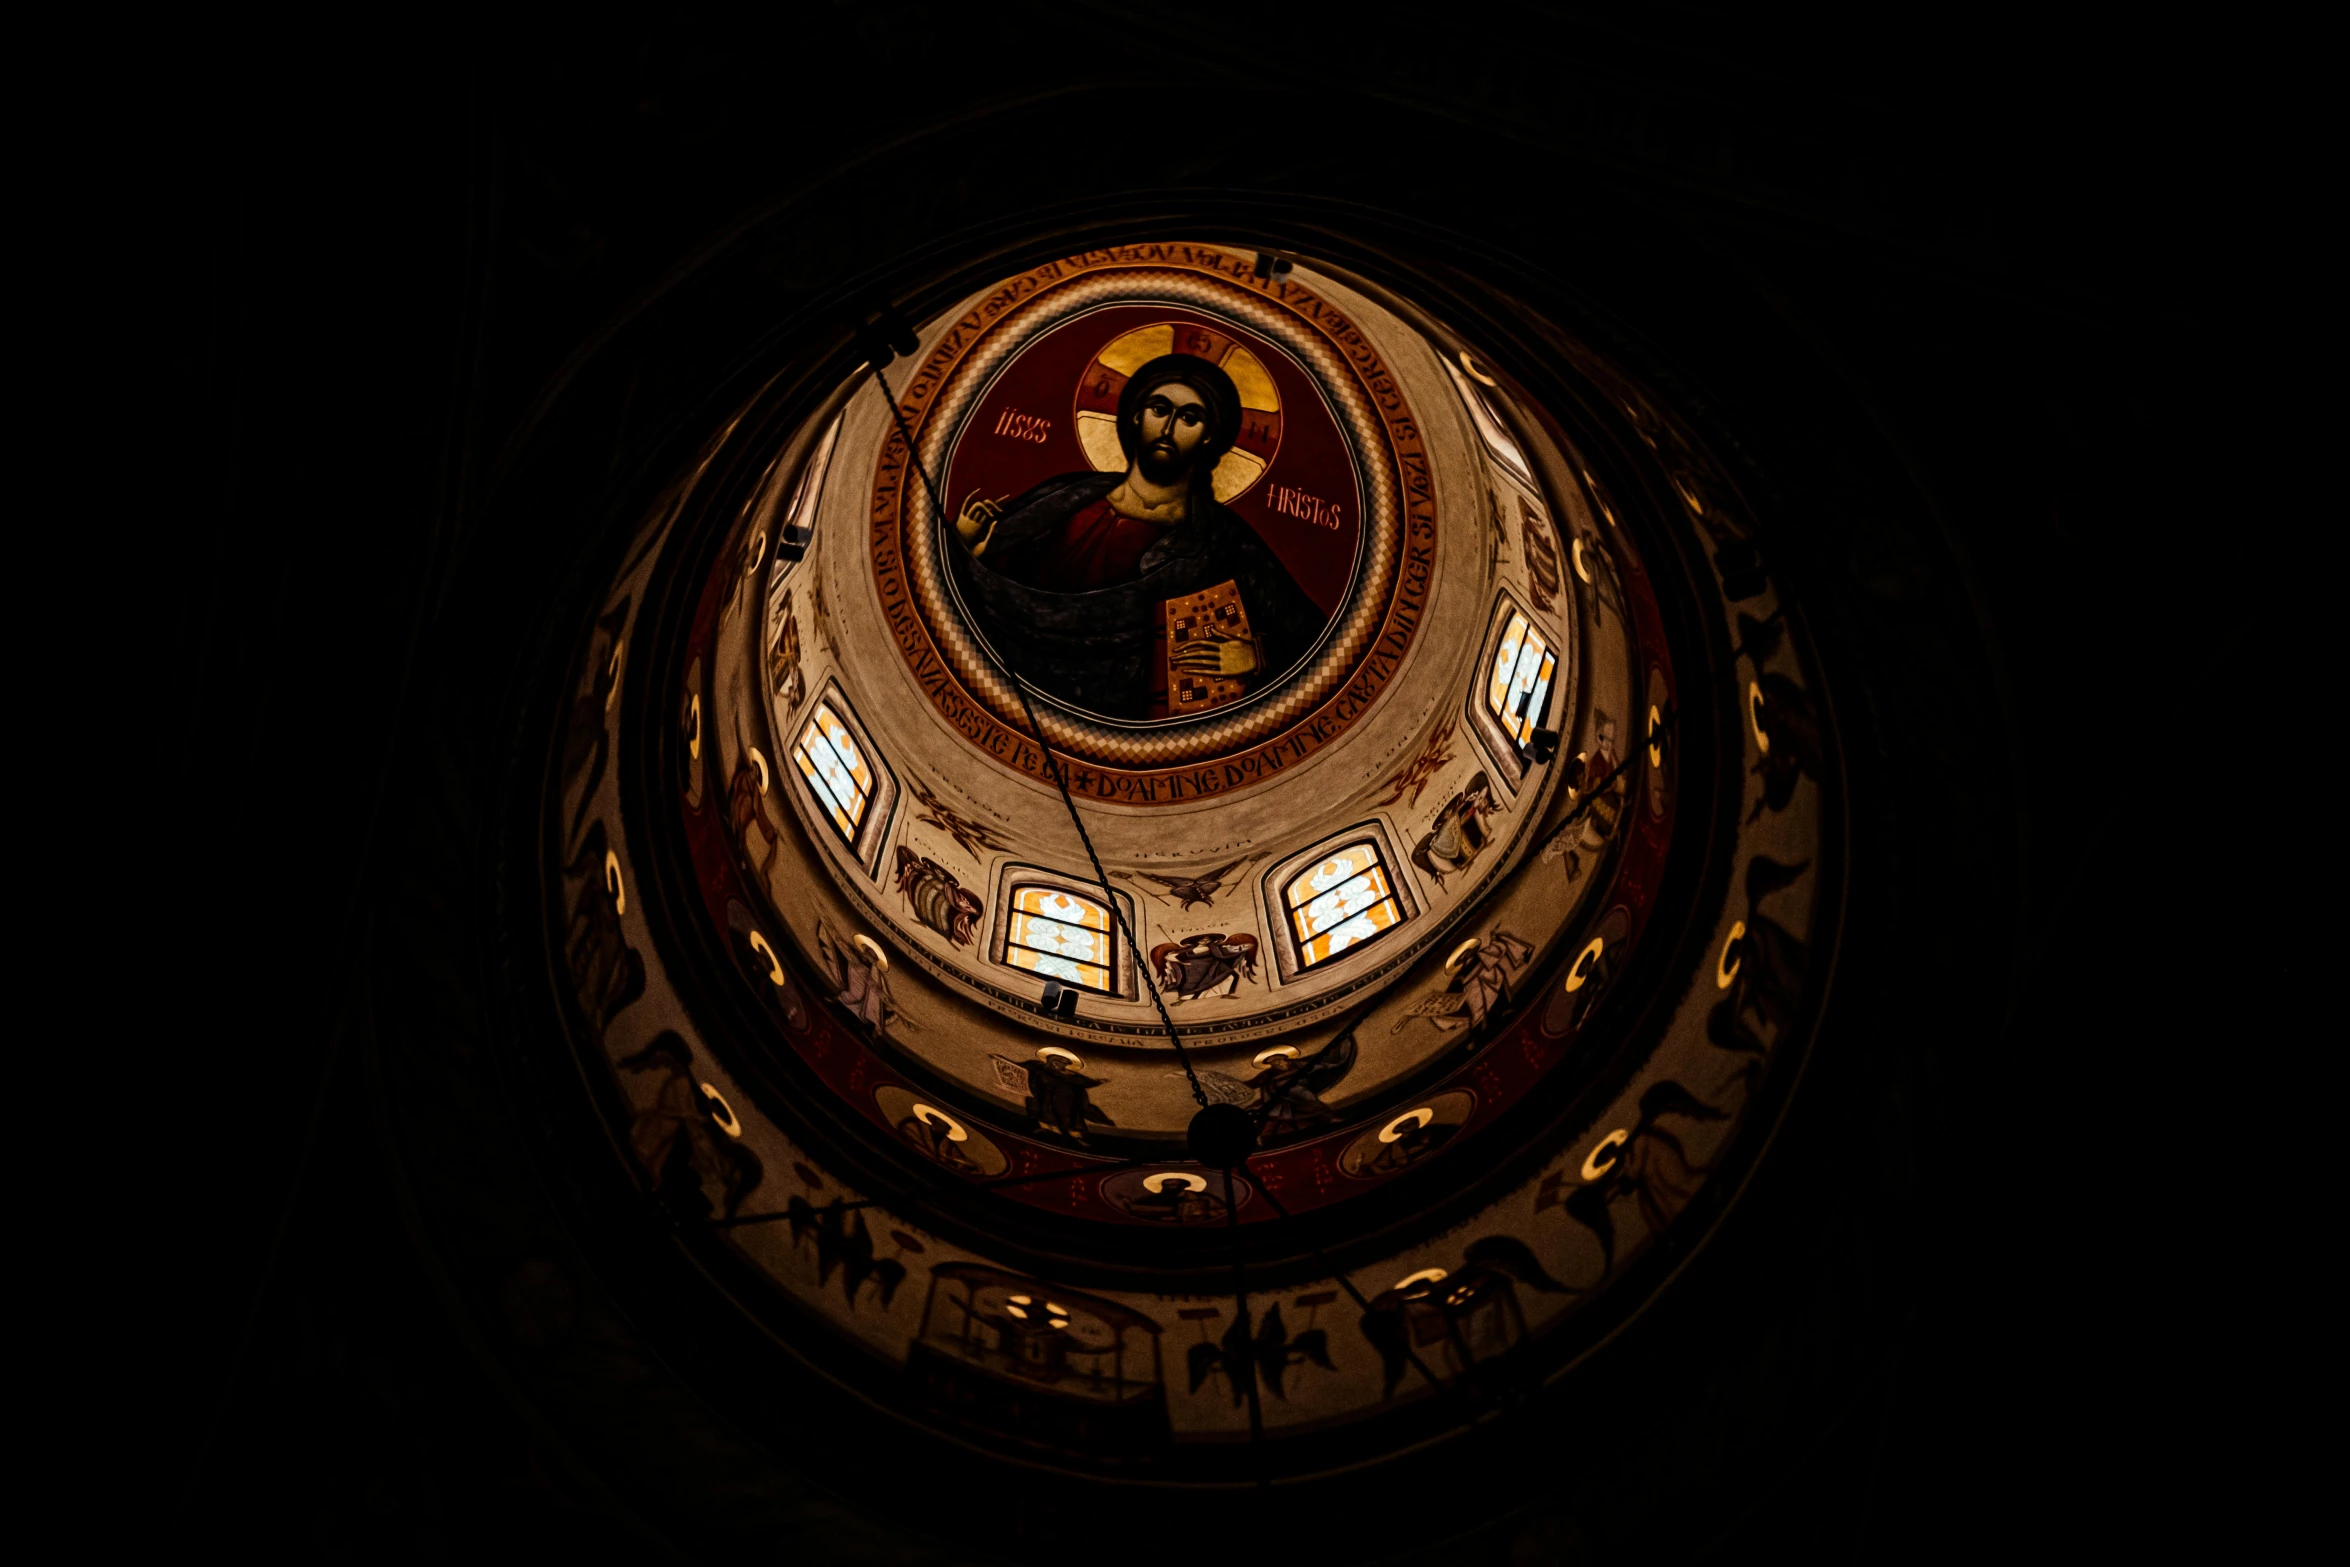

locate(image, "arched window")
(1003, 884), (1115, 993)
(1284, 841), (1404, 969)
(792, 701), (874, 843)
(1485, 609), (1556, 746)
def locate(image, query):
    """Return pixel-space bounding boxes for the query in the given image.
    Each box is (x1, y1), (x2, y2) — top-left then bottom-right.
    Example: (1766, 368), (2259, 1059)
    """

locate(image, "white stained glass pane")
(1302, 902), (1400, 967)
(1007, 945), (1109, 991)
(1010, 912), (1102, 963)
(1487, 613), (1530, 718)
(798, 723), (868, 831)
(1017, 886), (1109, 932)
(1294, 867), (1393, 941)
(1502, 631), (1553, 742)
(814, 706), (874, 794)
(1517, 652), (1557, 744)
(793, 744), (856, 838)
(798, 718), (874, 826)
(1289, 845), (1378, 906)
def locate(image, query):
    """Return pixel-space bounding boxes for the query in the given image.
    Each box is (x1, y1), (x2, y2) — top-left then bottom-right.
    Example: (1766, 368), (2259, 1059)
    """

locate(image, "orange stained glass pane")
(1285, 844), (1381, 910)
(1488, 618), (1555, 743)
(1013, 886), (1110, 931)
(1486, 612), (1529, 717)
(1523, 649), (1557, 741)
(1007, 947), (1111, 990)
(1007, 910), (1108, 966)
(1505, 647), (1557, 743)
(1004, 884), (1116, 992)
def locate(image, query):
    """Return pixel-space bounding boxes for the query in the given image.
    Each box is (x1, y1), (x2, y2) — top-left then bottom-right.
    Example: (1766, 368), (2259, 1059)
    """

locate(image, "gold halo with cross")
(1072, 321), (1283, 503)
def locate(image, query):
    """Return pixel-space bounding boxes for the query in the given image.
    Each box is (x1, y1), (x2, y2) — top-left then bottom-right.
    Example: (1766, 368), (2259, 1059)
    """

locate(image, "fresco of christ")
(948, 352), (1328, 719)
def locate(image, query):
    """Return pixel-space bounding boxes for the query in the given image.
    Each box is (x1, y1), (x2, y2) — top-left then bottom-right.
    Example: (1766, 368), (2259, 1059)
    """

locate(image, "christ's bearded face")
(1133, 379), (1213, 485)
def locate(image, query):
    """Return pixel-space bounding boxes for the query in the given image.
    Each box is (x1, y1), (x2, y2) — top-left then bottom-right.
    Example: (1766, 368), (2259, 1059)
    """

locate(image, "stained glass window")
(792, 703), (874, 843)
(1284, 842), (1404, 969)
(1485, 611), (1556, 746)
(1004, 885), (1115, 993)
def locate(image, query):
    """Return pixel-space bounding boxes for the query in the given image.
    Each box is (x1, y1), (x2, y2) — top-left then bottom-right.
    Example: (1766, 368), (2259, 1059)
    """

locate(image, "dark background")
(128, 7), (2297, 1560)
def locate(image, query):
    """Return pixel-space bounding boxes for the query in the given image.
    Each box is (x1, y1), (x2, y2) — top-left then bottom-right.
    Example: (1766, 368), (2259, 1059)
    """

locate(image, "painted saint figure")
(1193, 1026), (1358, 1138)
(617, 1031), (764, 1222)
(814, 918), (897, 1041)
(1022, 1053), (1113, 1143)
(949, 353), (1327, 718)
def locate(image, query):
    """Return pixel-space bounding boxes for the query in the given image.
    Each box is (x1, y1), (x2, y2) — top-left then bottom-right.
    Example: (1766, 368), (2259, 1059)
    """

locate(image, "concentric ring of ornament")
(546, 240), (1839, 1476)
(878, 257), (1421, 775)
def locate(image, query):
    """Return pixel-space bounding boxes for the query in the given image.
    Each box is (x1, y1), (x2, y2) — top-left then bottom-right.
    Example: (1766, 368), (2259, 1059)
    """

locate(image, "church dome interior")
(542, 236), (1838, 1503)
(145, 22), (2280, 1563)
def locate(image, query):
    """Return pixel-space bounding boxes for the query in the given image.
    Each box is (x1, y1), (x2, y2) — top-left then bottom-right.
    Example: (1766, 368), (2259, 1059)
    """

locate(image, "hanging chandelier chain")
(862, 360), (1210, 1108)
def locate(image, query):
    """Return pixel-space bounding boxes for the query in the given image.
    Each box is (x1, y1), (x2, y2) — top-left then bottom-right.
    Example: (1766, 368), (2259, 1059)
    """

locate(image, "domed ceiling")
(544, 241), (1838, 1482)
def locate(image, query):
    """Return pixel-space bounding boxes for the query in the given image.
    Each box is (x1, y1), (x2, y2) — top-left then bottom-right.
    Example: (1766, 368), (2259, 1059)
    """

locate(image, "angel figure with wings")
(1189, 1302), (1335, 1408)
(1192, 1025), (1358, 1140)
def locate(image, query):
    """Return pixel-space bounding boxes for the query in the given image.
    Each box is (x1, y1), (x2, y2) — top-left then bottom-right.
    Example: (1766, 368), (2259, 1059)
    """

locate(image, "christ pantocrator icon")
(949, 350), (1327, 720)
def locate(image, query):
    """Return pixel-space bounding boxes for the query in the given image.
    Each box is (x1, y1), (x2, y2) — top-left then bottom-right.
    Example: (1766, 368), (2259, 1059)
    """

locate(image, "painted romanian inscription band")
(949, 353), (1327, 719)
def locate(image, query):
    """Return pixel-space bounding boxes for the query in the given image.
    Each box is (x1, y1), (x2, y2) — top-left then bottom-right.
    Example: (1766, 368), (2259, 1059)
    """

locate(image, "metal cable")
(863, 358), (1209, 1107)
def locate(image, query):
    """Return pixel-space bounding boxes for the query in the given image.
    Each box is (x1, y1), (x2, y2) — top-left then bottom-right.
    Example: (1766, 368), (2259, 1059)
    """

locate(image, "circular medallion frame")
(869, 247), (1437, 802)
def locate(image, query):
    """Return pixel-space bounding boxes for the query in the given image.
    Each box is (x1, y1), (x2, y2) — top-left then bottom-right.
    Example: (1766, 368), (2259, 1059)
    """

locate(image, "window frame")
(1001, 883), (1119, 996)
(1485, 608), (1559, 747)
(986, 863), (1137, 1000)
(1463, 588), (1564, 792)
(1280, 838), (1408, 972)
(1258, 821), (1422, 985)
(781, 680), (898, 878)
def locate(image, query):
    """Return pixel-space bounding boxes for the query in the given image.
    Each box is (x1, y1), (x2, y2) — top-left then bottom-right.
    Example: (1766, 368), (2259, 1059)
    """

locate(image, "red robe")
(1003, 499), (1170, 592)
(996, 499), (1179, 715)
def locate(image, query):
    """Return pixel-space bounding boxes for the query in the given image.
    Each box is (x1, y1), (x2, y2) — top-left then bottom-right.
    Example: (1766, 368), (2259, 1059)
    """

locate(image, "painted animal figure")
(893, 846), (982, 946)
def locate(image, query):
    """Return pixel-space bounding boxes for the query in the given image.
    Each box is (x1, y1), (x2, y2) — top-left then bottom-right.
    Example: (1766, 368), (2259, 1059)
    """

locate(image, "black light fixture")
(776, 519), (812, 563)
(1529, 728), (1560, 764)
(1038, 979), (1081, 1021)
(1253, 251), (1293, 282)
(851, 302), (920, 370)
